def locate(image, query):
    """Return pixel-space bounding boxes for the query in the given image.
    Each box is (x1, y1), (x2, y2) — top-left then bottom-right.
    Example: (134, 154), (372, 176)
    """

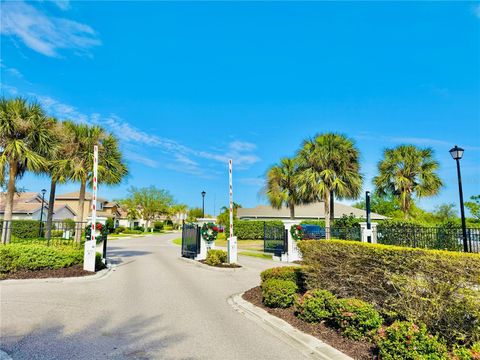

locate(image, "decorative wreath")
(290, 224), (304, 241)
(85, 222), (109, 242)
(201, 222), (219, 242)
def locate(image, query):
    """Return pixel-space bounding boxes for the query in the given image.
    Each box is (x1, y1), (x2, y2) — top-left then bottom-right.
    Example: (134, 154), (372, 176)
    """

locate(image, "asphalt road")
(0, 233), (307, 360)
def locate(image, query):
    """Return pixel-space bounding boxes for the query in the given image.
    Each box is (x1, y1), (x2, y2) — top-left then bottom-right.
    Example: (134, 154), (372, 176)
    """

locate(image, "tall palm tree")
(45, 121), (76, 240)
(374, 145), (442, 219)
(0, 97), (56, 243)
(265, 157), (302, 219)
(297, 133), (363, 237)
(60, 122), (128, 242)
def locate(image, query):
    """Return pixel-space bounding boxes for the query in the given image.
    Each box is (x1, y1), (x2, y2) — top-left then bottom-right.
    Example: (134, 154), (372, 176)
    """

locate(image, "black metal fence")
(0, 220), (92, 246)
(375, 226), (480, 253)
(302, 226), (362, 241)
(181, 223), (200, 258)
(263, 223), (287, 255)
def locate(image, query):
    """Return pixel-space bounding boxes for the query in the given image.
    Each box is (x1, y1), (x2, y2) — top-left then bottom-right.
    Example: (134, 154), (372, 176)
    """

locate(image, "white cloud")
(0, 83), (18, 95)
(0, 1), (100, 57)
(238, 177), (265, 187)
(123, 151), (159, 168)
(51, 1), (70, 11)
(30, 93), (89, 123)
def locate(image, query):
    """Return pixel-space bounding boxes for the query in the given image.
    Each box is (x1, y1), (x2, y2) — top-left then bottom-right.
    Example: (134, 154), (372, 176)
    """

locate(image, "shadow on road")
(1, 313), (188, 360)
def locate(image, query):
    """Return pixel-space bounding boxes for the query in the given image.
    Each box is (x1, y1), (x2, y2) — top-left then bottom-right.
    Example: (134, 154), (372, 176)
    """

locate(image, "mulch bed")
(199, 260), (242, 268)
(1, 264), (95, 280)
(243, 286), (377, 360)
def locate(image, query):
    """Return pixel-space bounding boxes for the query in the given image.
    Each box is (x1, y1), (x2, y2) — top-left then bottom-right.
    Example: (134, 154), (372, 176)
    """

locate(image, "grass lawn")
(172, 238), (182, 246)
(238, 251), (272, 260)
(215, 239), (264, 251)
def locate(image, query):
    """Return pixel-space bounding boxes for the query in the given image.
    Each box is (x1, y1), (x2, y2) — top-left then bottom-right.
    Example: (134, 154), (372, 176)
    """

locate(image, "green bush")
(0, 220), (42, 239)
(114, 226), (126, 234)
(51, 230), (63, 238)
(295, 289), (337, 323)
(134, 226), (145, 232)
(153, 221), (164, 231)
(260, 266), (305, 290)
(452, 342), (480, 360)
(226, 220), (284, 240)
(297, 240), (480, 345)
(0, 244), (84, 274)
(331, 297), (383, 340)
(205, 249), (227, 266)
(105, 218), (115, 234)
(376, 321), (448, 360)
(261, 279), (298, 308)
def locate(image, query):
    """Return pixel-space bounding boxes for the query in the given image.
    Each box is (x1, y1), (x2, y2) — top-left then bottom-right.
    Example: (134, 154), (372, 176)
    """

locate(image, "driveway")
(0, 233), (306, 360)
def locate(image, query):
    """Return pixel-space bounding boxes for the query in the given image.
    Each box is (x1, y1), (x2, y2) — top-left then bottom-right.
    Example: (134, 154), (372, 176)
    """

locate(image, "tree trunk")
(324, 191), (331, 240)
(75, 178), (87, 243)
(289, 203), (295, 220)
(46, 179), (56, 240)
(330, 190), (335, 223)
(1, 160), (17, 244)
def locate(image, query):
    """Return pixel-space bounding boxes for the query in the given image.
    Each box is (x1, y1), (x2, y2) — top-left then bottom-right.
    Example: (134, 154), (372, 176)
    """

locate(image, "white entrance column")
(195, 218), (215, 260)
(281, 219), (302, 262)
(359, 222), (378, 243)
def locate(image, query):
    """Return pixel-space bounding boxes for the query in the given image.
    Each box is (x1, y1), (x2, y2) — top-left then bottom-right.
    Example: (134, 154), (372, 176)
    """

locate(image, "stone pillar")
(195, 218), (215, 260)
(282, 219), (302, 262)
(359, 222), (378, 244)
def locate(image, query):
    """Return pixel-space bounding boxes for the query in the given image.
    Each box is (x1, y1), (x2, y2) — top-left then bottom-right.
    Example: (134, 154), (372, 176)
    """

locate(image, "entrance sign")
(228, 159), (237, 263)
(84, 145), (98, 272)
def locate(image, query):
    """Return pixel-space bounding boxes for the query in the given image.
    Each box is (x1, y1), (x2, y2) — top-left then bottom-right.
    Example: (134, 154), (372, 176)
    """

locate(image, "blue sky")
(1, 1), (479, 216)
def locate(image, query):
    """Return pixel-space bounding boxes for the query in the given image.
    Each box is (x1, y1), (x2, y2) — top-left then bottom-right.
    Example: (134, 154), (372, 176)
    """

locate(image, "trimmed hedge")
(226, 220), (284, 240)
(0, 243), (84, 274)
(295, 289), (336, 323)
(0, 220), (41, 239)
(297, 240), (480, 345)
(261, 278), (298, 308)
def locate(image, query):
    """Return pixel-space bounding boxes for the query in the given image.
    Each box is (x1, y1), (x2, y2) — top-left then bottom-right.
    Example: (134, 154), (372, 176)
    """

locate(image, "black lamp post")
(449, 145), (469, 252)
(39, 189), (47, 237)
(365, 191), (372, 243)
(201, 191), (206, 218)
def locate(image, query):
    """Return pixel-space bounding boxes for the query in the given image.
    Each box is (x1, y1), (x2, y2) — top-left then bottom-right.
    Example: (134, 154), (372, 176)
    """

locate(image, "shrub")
(376, 321), (449, 360)
(114, 226), (126, 234)
(260, 266), (305, 290)
(295, 289), (337, 323)
(226, 220), (284, 240)
(0, 220), (42, 239)
(205, 249), (227, 266)
(105, 218), (115, 234)
(297, 240), (480, 345)
(51, 230), (63, 238)
(331, 298), (383, 340)
(134, 226), (145, 232)
(452, 342), (480, 360)
(0, 244), (84, 274)
(153, 221), (164, 231)
(261, 279), (298, 308)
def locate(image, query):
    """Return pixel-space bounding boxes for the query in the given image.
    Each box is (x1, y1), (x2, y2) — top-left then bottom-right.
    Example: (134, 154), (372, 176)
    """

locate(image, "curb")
(228, 293), (353, 360)
(0, 265), (113, 286)
(178, 256), (245, 272)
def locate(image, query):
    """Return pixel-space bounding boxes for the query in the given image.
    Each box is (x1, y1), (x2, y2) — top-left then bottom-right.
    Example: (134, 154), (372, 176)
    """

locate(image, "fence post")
(281, 220), (301, 262)
(360, 222), (378, 243)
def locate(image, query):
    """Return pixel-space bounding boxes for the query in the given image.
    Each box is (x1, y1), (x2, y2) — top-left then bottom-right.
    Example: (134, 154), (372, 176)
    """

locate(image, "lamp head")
(449, 145), (464, 160)
(201, 191), (206, 197)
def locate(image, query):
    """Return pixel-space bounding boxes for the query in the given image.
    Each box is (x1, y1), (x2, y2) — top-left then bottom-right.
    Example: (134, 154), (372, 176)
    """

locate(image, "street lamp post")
(39, 189), (47, 238)
(449, 145), (469, 252)
(201, 191), (206, 218)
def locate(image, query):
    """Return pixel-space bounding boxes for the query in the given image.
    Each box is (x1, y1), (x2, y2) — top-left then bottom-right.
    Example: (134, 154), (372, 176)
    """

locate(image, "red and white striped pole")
(83, 145), (98, 272)
(227, 159), (237, 263)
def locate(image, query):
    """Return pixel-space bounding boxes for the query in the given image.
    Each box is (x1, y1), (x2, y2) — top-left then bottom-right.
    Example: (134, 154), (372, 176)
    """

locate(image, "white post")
(360, 222), (378, 244)
(281, 220), (301, 262)
(83, 145), (98, 272)
(227, 159), (238, 263)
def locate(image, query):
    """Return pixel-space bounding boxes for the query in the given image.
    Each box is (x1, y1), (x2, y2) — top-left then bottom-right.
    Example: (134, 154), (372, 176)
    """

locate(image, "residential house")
(0, 192), (76, 221)
(55, 192), (121, 224)
(237, 202), (387, 221)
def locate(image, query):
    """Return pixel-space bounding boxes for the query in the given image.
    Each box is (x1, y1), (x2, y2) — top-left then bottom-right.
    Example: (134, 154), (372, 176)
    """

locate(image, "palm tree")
(45, 121), (76, 240)
(265, 157), (302, 219)
(297, 133), (363, 238)
(374, 145), (442, 219)
(60, 122), (128, 242)
(0, 97), (56, 243)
